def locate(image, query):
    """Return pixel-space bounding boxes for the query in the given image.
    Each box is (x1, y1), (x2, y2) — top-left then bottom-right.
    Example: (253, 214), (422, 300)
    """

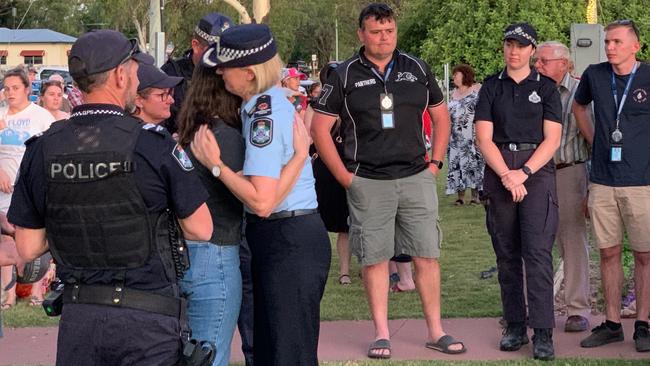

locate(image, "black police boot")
(500, 322), (529, 351)
(532, 328), (555, 361)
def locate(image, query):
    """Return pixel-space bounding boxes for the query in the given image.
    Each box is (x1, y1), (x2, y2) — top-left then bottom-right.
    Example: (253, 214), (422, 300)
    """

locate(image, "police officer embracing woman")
(474, 23), (562, 361)
(190, 24), (331, 366)
(8, 30), (213, 365)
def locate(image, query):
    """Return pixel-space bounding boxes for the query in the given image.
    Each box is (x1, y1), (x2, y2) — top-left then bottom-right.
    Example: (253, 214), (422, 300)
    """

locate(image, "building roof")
(0, 28), (76, 44)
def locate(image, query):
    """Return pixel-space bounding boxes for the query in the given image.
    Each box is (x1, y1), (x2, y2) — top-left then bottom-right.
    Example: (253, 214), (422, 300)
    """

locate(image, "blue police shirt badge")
(172, 143), (194, 171)
(250, 118), (272, 147)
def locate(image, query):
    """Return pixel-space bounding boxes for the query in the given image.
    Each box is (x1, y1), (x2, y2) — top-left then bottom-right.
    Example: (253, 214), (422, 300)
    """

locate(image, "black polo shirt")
(313, 47), (443, 180)
(575, 61), (650, 186)
(474, 68), (562, 144)
(8, 104), (208, 294)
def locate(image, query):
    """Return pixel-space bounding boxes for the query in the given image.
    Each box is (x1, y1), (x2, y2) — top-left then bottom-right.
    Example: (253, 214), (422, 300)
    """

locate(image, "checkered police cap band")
(504, 26), (537, 46)
(194, 26), (221, 44)
(203, 37), (275, 67)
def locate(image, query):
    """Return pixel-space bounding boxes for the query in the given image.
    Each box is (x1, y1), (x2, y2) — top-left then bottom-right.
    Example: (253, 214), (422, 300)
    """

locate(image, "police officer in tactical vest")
(161, 12), (232, 135)
(8, 30), (213, 365)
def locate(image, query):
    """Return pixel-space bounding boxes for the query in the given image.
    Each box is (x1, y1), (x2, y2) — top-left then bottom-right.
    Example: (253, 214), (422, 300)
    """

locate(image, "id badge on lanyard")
(380, 93), (394, 129)
(609, 62), (639, 163)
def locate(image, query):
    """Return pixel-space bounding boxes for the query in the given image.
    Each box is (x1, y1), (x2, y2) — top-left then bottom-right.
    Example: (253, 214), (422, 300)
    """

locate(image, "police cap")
(137, 64), (183, 92)
(69, 30), (153, 81)
(195, 12), (233, 44)
(202, 24), (277, 69)
(503, 22), (538, 47)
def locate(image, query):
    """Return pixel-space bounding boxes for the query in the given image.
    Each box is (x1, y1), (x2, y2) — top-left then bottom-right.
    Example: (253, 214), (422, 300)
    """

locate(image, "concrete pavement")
(0, 316), (648, 365)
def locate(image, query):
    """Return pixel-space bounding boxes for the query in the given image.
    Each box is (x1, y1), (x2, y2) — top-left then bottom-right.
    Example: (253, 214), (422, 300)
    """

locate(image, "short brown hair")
(452, 64), (476, 87)
(73, 70), (110, 94)
(605, 19), (640, 40)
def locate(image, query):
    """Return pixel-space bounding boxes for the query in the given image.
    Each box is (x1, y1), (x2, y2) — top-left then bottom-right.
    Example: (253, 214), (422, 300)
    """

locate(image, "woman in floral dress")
(446, 64), (484, 205)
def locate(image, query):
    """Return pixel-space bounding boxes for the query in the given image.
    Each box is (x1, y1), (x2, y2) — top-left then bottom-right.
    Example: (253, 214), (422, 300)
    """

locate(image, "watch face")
(211, 165), (221, 178)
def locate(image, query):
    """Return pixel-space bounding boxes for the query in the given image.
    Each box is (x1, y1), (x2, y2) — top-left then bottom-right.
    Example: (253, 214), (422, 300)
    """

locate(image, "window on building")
(20, 50), (45, 65)
(0, 50), (7, 65)
(23, 56), (43, 64)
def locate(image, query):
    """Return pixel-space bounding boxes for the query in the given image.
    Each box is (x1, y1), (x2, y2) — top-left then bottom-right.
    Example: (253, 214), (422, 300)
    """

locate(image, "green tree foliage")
(400, 0), (650, 81)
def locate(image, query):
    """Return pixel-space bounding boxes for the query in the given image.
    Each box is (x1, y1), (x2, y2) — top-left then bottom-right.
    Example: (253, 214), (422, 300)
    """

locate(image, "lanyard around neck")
(372, 59), (394, 83)
(611, 61), (639, 128)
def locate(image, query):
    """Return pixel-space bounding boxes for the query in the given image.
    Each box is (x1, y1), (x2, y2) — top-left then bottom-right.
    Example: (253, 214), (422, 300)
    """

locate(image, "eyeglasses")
(532, 57), (564, 65)
(147, 89), (174, 102)
(609, 19), (640, 39)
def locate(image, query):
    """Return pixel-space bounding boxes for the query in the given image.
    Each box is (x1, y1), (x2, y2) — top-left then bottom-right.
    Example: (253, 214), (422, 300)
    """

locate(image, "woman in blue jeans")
(177, 65), (245, 366)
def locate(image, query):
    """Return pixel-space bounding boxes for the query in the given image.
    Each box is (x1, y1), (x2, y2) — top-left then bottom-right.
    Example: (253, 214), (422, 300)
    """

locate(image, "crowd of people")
(0, 2), (649, 365)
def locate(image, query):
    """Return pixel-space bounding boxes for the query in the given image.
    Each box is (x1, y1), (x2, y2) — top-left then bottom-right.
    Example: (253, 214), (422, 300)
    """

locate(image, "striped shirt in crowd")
(554, 72), (590, 165)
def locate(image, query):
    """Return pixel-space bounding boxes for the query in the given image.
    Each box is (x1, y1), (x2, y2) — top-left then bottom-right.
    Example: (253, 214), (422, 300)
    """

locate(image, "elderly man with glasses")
(534, 41), (592, 333)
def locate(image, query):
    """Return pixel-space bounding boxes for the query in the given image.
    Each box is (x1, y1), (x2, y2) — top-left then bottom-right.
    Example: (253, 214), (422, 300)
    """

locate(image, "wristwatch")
(211, 163), (224, 178)
(522, 165), (533, 177)
(430, 159), (444, 169)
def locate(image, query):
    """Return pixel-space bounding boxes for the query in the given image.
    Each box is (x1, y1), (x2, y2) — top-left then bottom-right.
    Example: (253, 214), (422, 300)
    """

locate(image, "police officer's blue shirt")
(8, 104), (209, 294)
(574, 62), (650, 186)
(241, 86), (317, 213)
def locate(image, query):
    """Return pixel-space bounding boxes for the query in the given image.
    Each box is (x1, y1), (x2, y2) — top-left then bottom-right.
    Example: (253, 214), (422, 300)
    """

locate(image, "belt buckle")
(508, 143), (518, 151)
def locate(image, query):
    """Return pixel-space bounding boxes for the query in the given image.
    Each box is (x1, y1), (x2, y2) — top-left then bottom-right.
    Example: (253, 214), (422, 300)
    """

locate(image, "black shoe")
(634, 322), (650, 352)
(532, 328), (555, 361)
(580, 322), (624, 348)
(500, 322), (529, 351)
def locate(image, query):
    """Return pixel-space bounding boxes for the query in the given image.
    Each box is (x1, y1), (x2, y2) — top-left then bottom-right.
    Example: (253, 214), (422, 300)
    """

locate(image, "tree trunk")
(252, 0), (270, 23)
(222, 0), (252, 24)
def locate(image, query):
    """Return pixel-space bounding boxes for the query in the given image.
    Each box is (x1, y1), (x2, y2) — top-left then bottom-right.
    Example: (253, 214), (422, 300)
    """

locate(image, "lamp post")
(334, 3), (339, 61)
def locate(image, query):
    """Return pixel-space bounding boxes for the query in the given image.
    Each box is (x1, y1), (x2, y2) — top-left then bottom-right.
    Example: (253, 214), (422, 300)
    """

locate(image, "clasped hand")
(500, 169), (528, 202)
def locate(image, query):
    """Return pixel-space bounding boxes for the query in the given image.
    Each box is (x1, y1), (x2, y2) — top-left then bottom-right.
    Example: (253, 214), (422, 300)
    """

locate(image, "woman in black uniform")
(474, 22), (562, 361)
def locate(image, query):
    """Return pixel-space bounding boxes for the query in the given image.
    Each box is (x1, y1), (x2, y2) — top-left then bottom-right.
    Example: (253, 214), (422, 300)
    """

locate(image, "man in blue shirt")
(573, 19), (650, 353)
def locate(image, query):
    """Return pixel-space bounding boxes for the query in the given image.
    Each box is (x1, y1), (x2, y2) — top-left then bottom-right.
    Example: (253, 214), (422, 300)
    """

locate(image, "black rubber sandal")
(368, 338), (391, 359)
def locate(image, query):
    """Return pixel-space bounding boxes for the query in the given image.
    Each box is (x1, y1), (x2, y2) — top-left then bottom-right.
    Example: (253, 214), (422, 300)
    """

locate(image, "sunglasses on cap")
(118, 39), (142, 65)
(610, 19), (640, 39)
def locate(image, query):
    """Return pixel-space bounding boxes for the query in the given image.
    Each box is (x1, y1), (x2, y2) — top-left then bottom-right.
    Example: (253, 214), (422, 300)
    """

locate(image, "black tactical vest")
(41, 116), (155, 270)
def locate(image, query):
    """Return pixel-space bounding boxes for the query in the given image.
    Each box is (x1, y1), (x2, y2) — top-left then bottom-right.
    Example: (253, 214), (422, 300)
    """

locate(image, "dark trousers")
(56, 303), (181, 366)
(238, 236), (254, 366)
(246, 213), (331, 366)
(484, 149), (558, 329)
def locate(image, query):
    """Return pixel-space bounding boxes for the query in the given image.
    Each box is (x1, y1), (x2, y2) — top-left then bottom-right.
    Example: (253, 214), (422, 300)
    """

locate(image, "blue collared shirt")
(241, 86), (317, 213)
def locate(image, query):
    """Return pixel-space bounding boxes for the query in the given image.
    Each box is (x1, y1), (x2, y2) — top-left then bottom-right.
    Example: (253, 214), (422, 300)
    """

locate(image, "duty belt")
(498, 143), (538, 152)
(246, 208), (318, 223)
(63, 283), (184, 318)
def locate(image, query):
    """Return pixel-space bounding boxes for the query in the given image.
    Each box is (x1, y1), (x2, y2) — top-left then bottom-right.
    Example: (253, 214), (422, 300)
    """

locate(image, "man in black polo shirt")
(573, 19), (650, 353)
(311, 3), (463, 359)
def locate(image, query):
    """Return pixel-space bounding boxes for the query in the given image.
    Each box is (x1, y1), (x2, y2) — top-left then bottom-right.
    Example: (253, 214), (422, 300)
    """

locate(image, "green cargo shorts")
(346, 168), (442, 266)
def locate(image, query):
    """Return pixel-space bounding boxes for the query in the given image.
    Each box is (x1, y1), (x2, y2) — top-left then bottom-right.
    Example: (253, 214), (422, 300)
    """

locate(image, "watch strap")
(430, 159), (443, 169)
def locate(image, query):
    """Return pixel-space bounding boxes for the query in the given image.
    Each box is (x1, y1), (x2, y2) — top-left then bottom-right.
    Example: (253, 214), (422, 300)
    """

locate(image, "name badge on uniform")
(610, 144), (622, 163)
(380, 93), (394, 129)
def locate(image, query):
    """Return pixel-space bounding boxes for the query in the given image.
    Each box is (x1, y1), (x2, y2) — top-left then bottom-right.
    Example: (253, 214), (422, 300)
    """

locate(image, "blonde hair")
(247, 54), (283, 95)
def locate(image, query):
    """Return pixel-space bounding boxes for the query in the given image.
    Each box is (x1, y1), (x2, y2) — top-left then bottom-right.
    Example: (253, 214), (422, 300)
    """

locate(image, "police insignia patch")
(528, 91), (541, 104)
(172, 143), (194, 171)
(250, 118), (272, 147)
